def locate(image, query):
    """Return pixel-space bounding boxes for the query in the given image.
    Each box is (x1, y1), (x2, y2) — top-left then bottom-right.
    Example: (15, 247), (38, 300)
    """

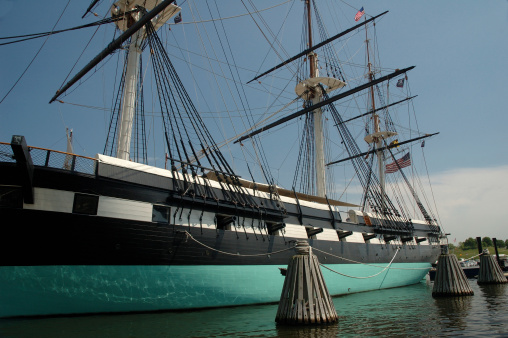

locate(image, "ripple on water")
(0, 279), (507, 337)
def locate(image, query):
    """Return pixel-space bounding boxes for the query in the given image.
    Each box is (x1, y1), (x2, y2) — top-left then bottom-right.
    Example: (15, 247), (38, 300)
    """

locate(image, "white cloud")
(429, 165), (508, 243)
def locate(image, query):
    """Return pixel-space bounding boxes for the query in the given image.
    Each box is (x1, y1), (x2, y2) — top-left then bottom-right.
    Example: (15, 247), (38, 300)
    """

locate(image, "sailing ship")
(0, 0), (445, 318)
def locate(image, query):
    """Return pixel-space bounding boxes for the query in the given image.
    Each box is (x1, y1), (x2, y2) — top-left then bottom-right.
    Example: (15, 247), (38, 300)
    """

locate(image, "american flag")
(385, 153), (411, 174)
(354, 7), (365, 21)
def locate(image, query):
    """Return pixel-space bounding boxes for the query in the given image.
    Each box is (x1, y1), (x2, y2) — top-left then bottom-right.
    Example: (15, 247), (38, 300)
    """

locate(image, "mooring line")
(180, 230), (296, 257)
(311, 247), (432, 270)
(179, 230), (432, 271)
(319, 248), (400, 279)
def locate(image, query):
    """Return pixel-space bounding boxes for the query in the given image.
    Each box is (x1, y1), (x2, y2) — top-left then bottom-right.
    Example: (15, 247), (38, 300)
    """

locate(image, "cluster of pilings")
(477, 237), (508, 285)
(275, 235), (506, 325)
(432, 236), (507, 297)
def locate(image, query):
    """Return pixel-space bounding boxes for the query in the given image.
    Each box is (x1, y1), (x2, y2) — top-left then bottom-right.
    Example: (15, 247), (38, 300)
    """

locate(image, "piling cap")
(295, 240), (310, 255)
(441, 245), (449, 255)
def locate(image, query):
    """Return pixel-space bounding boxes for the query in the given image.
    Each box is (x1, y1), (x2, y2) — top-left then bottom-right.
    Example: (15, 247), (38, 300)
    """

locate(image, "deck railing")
(0, 142), (97, 175)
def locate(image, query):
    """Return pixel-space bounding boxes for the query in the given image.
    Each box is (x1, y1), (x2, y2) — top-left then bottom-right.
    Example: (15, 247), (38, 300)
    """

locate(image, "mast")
(111, 0), (181, 161)
(299, 0), (345, 197)
(365, 25), (386, 193)
(247, 11), (388, 84)
(117, 29), (142, 161)
(306, 0), (326, 198)
(363, 20), (397, 207)
(49, 0), (179, 104)
(237, 67), (410, 144)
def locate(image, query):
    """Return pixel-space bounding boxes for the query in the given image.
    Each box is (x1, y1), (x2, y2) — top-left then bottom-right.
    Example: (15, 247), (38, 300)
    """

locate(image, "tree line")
(450, 237), (508, 250)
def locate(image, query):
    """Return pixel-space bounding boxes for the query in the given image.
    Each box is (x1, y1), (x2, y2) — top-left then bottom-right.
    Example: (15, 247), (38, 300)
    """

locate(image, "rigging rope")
(0, 0), (72, 105)
(0, 10), (136, 46)
(166, 0), (293, 26)
(326, 89), (411, 231)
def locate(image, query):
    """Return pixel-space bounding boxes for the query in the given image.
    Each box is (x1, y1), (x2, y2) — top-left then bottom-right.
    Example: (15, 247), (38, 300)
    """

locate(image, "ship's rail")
(0, 142), (97, 175)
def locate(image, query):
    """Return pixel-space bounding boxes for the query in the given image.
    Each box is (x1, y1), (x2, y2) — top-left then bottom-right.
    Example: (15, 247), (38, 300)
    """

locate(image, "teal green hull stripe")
(0, 263), (430, 318)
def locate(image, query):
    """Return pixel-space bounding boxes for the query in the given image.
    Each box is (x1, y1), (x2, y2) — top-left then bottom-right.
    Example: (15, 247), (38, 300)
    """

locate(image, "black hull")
(1, 208), (439, 267)
(0, 143), (443, 317)
(0, 145), (442, 267)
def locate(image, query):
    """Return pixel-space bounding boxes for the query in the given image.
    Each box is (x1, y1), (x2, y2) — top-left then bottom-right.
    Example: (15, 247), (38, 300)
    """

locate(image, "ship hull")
(0, 144), (441, 318)
(0, 207), (437, 318)
(0, 206), (436, 318)
(0, 262), (430, 318)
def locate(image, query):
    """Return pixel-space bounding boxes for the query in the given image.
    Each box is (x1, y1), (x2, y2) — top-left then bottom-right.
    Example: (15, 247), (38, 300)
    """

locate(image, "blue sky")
(1, 0), (507, 243)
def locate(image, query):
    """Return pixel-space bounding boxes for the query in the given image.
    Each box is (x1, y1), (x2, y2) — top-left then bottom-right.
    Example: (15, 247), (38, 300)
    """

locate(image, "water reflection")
(276, 323), (339, 338)
(1, 280), (507, 337)
(433, 295), (473, 330)
(478, 283), (508, 332)
(0, 304), (279, 338)
(478, 284), (507, 306)
(329, 283), (438, 336)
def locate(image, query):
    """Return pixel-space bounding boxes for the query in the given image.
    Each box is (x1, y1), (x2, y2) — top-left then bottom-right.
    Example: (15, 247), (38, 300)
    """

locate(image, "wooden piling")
(493, 238), (501, 267)
(476, 237), (483, 255)
(275, 240), (338, 325)
(432, 253), (474, 297)
(477, 250), (508, 285)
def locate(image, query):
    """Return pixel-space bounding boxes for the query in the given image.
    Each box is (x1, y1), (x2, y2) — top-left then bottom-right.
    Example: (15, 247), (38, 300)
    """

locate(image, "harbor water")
(0, 277), (507, 337)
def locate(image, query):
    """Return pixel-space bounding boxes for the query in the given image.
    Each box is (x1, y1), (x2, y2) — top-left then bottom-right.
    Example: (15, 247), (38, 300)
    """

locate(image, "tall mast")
(112, 0), (181, 161)
(363, 20), (398, 207)
(307, 0), (326, 197)
(307, 1), (315, 77)
(293, 0), (346, 197)
(117, 29), (142, 161)
(295, 0), (346, 197)
(365, 24), (385, 193)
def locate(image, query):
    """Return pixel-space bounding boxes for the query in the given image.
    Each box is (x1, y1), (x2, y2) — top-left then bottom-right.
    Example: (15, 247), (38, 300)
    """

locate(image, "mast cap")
(364, 131), (398, 144)
(295, 77), (346, 100)
(112, 0), (181, 31)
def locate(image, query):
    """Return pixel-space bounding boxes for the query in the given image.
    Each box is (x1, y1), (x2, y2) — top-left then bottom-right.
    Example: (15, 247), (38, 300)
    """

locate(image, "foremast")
(112, 0), (181, 161)
(116, 29), (142, 161)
